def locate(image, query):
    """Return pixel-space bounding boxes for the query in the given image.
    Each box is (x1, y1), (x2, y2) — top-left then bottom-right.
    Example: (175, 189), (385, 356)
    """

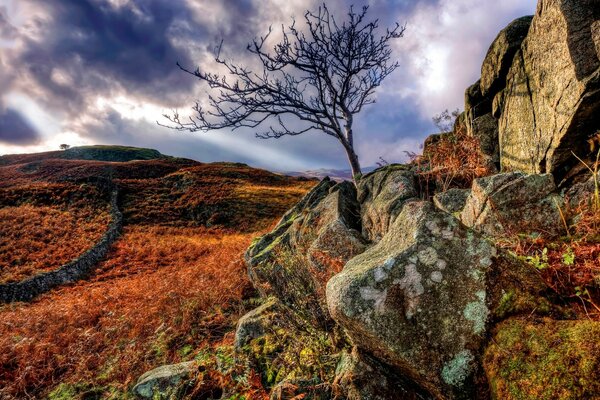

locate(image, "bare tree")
(163, 4), (404, 180)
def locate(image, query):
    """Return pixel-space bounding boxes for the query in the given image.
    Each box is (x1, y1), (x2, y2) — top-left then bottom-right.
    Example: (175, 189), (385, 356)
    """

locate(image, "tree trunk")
(345, 146), (362, 183)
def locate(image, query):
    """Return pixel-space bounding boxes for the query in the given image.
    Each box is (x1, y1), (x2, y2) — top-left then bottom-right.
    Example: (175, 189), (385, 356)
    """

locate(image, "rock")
(491, 89), (505, 119)
(234, 298), (281, 351)
(270, 378), (331, 400)
(333, 348), (432, 400)
(327, 201), (497, 399)
(464, 80), (486, 115)
(246, 179), (366, 326)
(133, 361), (197, 399)
(484, 317), (600, 400)
(471, 113), (500, 164)
(480, 16), (533, 98)
(433, 188), (471, 215)
(499, 0), (600, 177)
(566, 174), (598, 210)
(460, 172), (564, 237)
(356, 165), (418, 242)
(463, 81), (499, 163)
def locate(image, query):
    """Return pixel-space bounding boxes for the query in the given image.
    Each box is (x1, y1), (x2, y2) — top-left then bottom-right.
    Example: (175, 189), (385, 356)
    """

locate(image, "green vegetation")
(484, 318), (600, 400)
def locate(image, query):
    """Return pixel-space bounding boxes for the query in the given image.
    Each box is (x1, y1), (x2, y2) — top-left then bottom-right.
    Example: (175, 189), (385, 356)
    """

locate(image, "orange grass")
(0, 204), (111, 284)
(0, 226), (257, 399)
(409, 128), (493, 196)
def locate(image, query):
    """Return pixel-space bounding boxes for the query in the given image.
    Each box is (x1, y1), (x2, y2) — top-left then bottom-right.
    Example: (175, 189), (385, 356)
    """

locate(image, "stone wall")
(0, 190), (123, 303)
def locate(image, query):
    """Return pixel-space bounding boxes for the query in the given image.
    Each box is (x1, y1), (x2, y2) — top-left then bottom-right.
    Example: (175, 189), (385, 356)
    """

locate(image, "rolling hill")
(0, 146), (315, 399)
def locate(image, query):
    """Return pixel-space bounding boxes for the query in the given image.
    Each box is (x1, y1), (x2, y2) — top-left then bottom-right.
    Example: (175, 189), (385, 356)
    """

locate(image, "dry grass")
(0, 154), (314, 398)
(0, 227), (257, 399)
(409, 128), (493, 197)
(0, 204), (111, 284)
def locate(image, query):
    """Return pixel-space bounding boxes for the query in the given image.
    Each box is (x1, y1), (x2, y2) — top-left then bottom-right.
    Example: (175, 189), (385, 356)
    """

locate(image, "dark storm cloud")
(19, 0), (216, 109)
(0, 108), (41, 145)
(2, 0), (538, 170)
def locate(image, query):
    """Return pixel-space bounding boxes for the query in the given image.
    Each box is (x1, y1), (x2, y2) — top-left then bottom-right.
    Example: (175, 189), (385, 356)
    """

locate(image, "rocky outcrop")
(246, 178), (367, 326)
(460, 173), (564, 237)
(0, 190), (122, 303)
(499, 0), (600, 177)
(133, 361), (197, 399)
(460, 17), (533, 167)
(327, 201), (499, 398)
(480, 16), (533, 99)
(356, 166), (418, 242)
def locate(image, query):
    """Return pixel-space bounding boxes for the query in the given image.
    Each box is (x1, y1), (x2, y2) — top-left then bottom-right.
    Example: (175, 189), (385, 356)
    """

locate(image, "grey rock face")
(460, 172), (564, 237)
(133, 361), (197, 399)
(480, 16), (534, 98)
(327, 201), (496, 399)
(246, 179), (366, 325)
(433, 188), (471, 215)
(234, 298), (281, 351)
(356, 166), (418, 242)
(499, 0), (600, 176)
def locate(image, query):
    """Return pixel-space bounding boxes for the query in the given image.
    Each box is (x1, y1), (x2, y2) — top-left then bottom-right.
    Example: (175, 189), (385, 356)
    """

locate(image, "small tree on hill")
(59, 144), (70, 150)
(164, 4), (404, 181)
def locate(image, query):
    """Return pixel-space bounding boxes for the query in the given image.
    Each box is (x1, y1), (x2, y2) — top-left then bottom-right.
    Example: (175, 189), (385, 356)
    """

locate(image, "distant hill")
(0, 145), (173, 166)
(284, 166), (377, 181)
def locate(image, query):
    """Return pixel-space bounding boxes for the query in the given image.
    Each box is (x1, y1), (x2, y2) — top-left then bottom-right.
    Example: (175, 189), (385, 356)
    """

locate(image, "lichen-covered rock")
(484, 317), (600, 400)
(499, 0), (600, 176)
(246, 179), (366, 325)
(327, 201), (497, 399)
(480, 16), (533, 98)
(133, 361), (197, 399)
(234, 298), (281, 351)
(356, 165), (418, 242)
(433, 188), (471, 215)
(460, 172), (564, 237)
(333, 348), (432, 400)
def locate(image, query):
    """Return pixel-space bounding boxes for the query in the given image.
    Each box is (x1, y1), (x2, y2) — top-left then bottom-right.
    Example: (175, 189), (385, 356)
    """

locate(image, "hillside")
(0, 147), (315, 399)
(0, 145), (171, 165)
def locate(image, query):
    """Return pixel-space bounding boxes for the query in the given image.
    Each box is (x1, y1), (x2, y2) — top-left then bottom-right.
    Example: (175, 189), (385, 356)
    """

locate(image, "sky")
(0, 0), (537, 172)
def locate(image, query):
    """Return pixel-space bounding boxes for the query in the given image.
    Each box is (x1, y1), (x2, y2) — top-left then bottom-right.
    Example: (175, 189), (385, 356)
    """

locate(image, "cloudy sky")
(0, 0), (536, 172)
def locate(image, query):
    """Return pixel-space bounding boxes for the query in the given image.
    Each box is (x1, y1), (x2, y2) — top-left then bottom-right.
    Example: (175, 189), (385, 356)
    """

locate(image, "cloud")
(0, 108), (41, 145)
(0, 0), (538, 171)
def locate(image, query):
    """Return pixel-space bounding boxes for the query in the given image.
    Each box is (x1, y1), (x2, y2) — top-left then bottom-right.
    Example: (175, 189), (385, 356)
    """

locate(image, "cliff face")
(235, 2), (600, 399)
(457, 0), (600, 181)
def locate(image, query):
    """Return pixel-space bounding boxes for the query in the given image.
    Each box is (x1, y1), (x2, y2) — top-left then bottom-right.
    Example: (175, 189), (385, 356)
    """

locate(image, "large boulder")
(460, 172), (564, 237)
(480, 16), (533, 98)
(499, 0), (600, 177)
(327, 201), (550, 399)
(356, 166), (418, 242)
(327, 201), (538, 399)
(246, 178), (367, 326)
(133, 361), (197, 399)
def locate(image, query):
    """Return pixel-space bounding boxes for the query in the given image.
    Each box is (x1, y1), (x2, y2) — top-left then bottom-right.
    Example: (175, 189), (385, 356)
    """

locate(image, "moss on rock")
(484, 317), (600, 400)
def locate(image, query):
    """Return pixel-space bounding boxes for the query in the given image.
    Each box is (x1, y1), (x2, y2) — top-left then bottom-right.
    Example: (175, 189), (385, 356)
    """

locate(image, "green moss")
(484, 318), (600, 400)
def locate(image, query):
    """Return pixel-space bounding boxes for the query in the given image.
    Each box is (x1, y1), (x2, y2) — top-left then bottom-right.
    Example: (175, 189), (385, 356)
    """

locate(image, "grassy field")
(0, 150), (314, 399)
